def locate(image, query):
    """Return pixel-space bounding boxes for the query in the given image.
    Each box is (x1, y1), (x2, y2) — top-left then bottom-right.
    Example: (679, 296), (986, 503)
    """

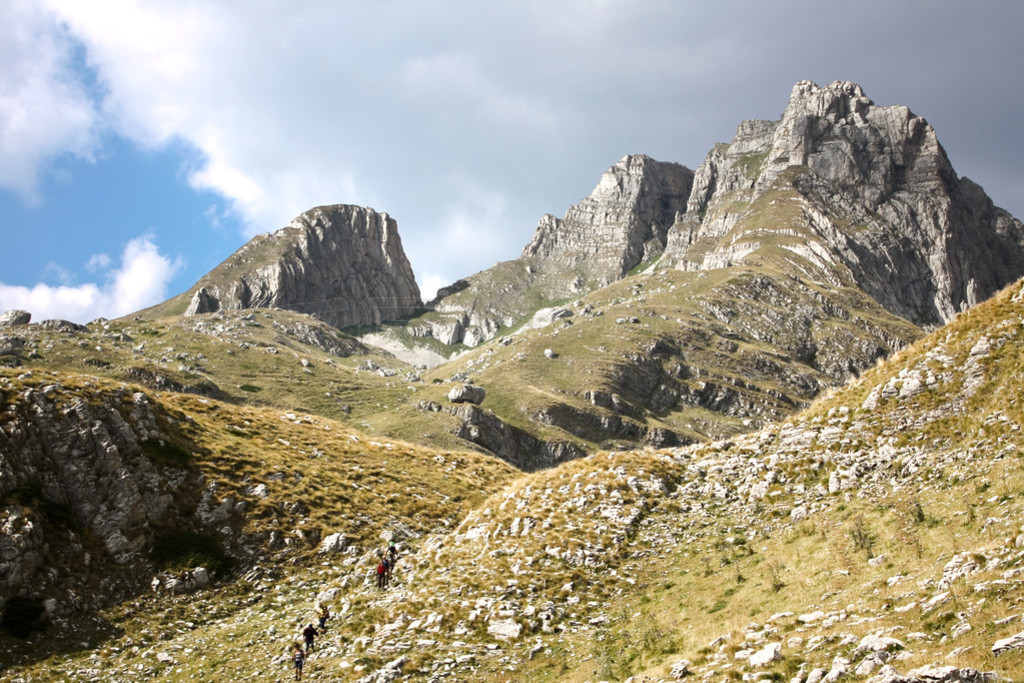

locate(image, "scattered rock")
(487, 618), (522, 641)
(991, 629), (1024, 656)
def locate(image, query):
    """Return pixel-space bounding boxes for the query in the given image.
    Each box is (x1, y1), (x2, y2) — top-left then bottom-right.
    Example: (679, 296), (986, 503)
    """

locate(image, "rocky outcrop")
(522, 154), (694, 285)
(180, 204), (421, 328)
(663, 80), (1024, 326)
(447, 383), (486, 405)
(446, 404), (585, 471)
(408, 156), (693, 349)
(0, 377), (209, 611)
(0, 310), (31, 327)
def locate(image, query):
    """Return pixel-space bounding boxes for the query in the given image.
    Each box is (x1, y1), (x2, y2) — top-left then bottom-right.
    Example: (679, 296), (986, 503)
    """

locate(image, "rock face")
(0, 310), (31, 326)
(522, 154), (694, 286)
(412, 155), (693, 348)
(662, 80), (1024, 326)
(180, 205), (421, 328)
(0, 378), (208, 609)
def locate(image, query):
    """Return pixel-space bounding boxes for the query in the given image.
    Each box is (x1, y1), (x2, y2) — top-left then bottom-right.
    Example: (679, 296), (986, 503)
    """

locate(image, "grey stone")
(448, 383), (485, 405)
(487, 617), (522, 640)
(319, 532), (350, 554)
(662, 79), (1024, 327)
(182, 205), (421, 328)
(992, 629), (1024, 656)
(0, 310), (30, 326)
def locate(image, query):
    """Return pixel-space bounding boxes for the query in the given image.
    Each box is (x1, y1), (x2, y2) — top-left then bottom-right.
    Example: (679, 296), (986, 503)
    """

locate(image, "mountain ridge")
(4, 78), (1024, 681)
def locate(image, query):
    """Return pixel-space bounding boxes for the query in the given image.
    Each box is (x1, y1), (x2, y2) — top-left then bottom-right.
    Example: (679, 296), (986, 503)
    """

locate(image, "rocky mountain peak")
(664, 79), (1024, 326)
(757, 79), (952, 207)
(522, 154), (693, 285)
(176, 204), (421, 328)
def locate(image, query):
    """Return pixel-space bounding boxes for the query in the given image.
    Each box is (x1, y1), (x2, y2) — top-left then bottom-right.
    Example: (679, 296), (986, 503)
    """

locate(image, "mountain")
(661, 80), (1024, 326)
(143, 204), (422, 329)
(4, 79), (1024, 681)
(5, 252), (1024, 682)
(401, 81), (1024, 358)
(402, 154), (694, 349)
(364, 81), (1024, 462)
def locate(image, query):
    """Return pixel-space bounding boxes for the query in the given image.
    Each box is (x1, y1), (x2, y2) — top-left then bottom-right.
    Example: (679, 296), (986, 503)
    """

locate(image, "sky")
(1, 1), (1022, 323)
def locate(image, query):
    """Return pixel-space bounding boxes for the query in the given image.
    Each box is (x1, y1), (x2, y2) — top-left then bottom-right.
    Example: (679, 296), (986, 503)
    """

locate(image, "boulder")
(192, 567), (210, 588)
(487, 617), (522, 641)
(319, 532), (350, 554)
(524, 307), (573, 331)
(669, 660), (690, 679)
(902, 665), (1000, 682)
(448, 383), (485, 405)
(0, 310), (30, 326)
(853, 633), (904, 657)
(748, 642), (782, 667)
(992, 629), (1024, 656)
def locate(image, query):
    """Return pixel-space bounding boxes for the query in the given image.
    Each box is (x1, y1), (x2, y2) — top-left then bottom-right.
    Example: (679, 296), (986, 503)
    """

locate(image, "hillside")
(4, 79), (1024, 682)
(6, 279), (1024, 680)
(0, 308), (489, 456)
(361, 81), (1024, 464)
(0, 366), (517, 676)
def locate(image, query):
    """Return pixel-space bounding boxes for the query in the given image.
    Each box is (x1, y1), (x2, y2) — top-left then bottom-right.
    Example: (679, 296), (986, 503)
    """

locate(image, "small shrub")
(766, 559), (786, 592)
(151, 531), (234, 575)
(849, 515), (876, 557)
(910, 500), (926, 524)
(239, 384), (262, 393)
(142, 439), (191, 467)
(2, 597), (46, 638)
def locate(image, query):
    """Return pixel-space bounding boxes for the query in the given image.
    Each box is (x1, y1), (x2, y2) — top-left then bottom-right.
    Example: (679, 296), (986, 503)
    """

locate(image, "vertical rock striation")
(181, 205), (422, 328)
(663, 80), (1024, 326)
(522, 154), (694, 285)
(419, 155), (693, 348)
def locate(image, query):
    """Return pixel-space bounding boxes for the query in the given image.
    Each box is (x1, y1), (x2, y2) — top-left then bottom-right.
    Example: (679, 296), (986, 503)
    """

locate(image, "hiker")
(292, 643), (305, 680)
(302, 622), (317, 652)
(387, 541), (398, 577)
(376, 556), (387, 590)
(316, 602), (330, 631)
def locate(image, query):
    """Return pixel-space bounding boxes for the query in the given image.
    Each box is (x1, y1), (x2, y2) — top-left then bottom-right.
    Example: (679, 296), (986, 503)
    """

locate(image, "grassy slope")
(2, 308), (479, 455)
(10, 280), (1024, 681)
(417, 265), (920, 446)
(0, 369), (517, 676)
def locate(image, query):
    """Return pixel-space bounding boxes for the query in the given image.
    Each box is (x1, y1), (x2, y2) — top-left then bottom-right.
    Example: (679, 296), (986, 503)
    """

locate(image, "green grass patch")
(151, 531), (235, 575)
(141, 439), (192, 467)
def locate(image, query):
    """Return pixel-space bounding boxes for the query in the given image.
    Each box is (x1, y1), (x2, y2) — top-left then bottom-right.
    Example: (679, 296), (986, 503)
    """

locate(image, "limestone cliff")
(522, 154), (693, 285)
(410, 155), (693, 349)
(154, 205), (422, 328)
(0, 376), (208, 610)
(663, 80), (1024, 326)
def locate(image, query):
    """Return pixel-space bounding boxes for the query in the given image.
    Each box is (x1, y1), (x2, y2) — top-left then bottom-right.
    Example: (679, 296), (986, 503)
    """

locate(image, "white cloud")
(417, 274), (446, 304)
(0, 234), (182, 323)
(43, 0), (368, 235)
(5, 0), (1021, 300)
(0, 0), (99, 201)
(85, 253), (112, 272)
